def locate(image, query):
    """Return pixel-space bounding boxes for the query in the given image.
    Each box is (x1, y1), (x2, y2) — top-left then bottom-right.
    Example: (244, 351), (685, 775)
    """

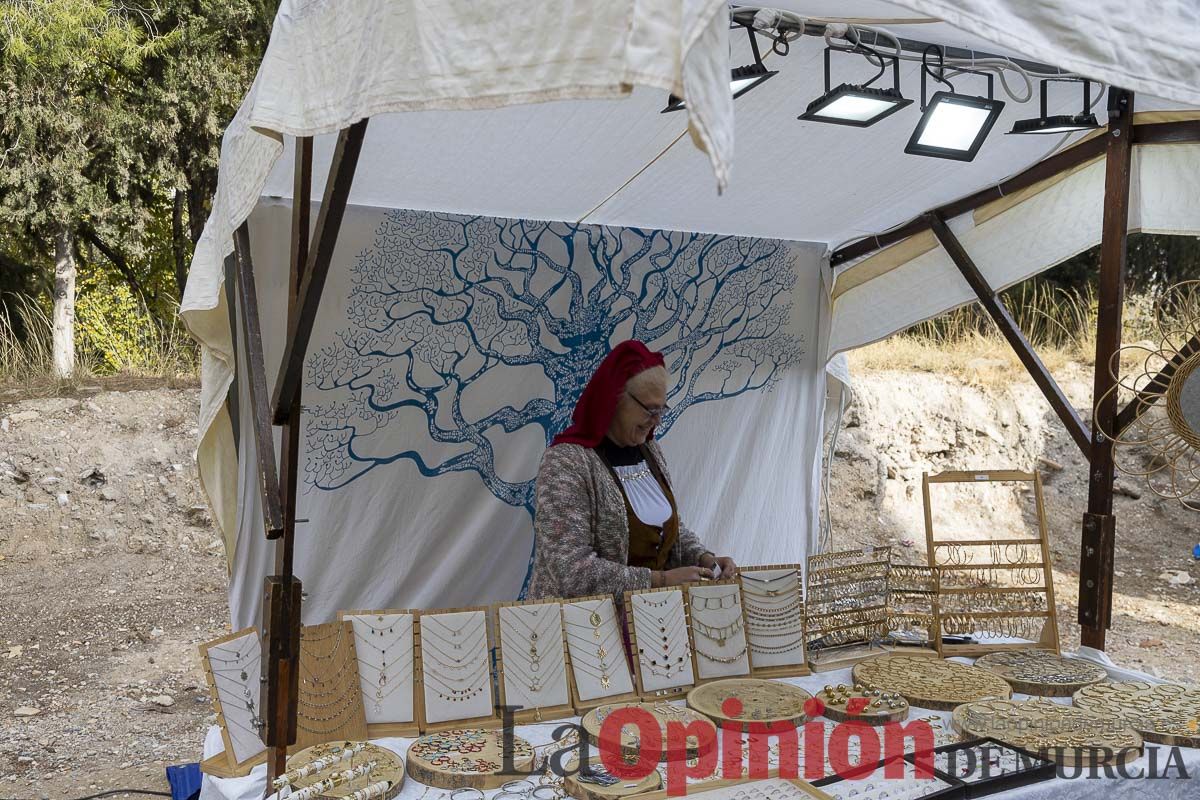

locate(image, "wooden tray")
(852, 655), (1012, 711)
(297, 621), (369, 749)
(1072, 681), (1200, 748)
(952, 699), (1143, 767)
(973, 650), (1107, 697)
(579, 702), (717, 761)
(405, 728), (535, 789)
(812, 684), (908, 725)
(284, 741), (405, 800)
(686, 678), (811, 731)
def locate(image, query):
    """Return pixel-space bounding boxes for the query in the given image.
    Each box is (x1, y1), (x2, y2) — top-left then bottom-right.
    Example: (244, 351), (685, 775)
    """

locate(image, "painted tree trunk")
(52, 224), (76, 379)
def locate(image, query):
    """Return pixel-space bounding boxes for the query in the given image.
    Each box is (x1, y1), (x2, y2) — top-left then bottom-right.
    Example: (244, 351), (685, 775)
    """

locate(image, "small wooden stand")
(415, 607), (501, 733)
(923, 470), (1062, 659)
(405, 729), (535, 789)
(198, 627), (267, 777)
(685, 579), (752, 683)
(296, 621), (369, 750)
(563, 594), (641, 713)
(685, 678), (811, 731)
(339, 609), (421, 738)
(738, 564), (810, 679)
(625, 586), (696, 701)
(494, 598), (576, 724)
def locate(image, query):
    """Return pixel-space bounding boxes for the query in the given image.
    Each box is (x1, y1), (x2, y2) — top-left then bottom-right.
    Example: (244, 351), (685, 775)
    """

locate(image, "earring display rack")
(494, 599), (574, 724)
(415, 607), (498, 732)
(562, 594), (639, 711)
(405, 728), (535, 789)
(580, 701), (718, 761)
(952, 698), (1143, 767)
(972, 649), (1107, 697)
(626, 587), (696, 699)
(923, 470), (1061, 659)
(886, 563), (937, 649)
(563, 756), (663, 800)
(806, 547), (932, 672)
(296, 621), (369, 751)
(1072, 680), (1200, 748)
(339, 609), (420, 737)
(685, 579), (752, 681)
(283, 740), (406, 800)
(852, 654), (1012, 712)
(198, 627), (267, 778)
(686, 678), (812, 731)
(737, 564), (810, 678)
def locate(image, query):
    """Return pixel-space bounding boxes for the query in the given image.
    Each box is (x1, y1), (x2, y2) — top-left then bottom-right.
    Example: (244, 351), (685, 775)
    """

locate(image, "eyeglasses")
(627, 391), (668, 420)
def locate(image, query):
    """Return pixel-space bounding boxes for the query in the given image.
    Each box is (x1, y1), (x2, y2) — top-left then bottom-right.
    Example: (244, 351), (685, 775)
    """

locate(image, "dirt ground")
(1, 367), (1198, 796)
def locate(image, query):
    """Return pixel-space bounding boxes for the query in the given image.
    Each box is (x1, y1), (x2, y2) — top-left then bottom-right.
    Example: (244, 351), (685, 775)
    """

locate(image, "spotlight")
(905, 47), (1004, 161)
(1009, 79), (1100, 134)
(798, 46), (912, 127)
(663, 24), (776, 113)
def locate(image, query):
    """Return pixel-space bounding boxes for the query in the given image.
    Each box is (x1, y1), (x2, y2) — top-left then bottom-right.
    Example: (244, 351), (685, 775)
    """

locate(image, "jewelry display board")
(626, 587), (696, 699)
(686, 678), (811, 730)
(416, 608), (498, 731)
(814, 684), (909, 725)
(923, 470), (1061, 659)
(198, 627), (267, 778)
(281, 741), (405, 800)
(494, 599), (574, 724)
(805, 547), (893, 672)
(580, 701), (717, 760)
(738, 564), (810, 678)
(952, 699), (1143, 767)
(562, 594), (639, 710)
(887, 563), (937, 648)
(814, 757), (963, 800)
(910, 738), (1056, 799)
(686, 580), (751, 681)
(1072, 681), (1200, 748)
(972, 649), (1107, 697)
(297, 621), (369, 750)
(339, 610), (419, 736)
(563, 757), (662, 800)
(852, 655), (1012, 712)
(405, 728), (535, 789)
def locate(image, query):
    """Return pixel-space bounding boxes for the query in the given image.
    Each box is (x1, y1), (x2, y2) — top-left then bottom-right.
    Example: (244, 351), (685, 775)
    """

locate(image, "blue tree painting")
(304, 209), (805, 537)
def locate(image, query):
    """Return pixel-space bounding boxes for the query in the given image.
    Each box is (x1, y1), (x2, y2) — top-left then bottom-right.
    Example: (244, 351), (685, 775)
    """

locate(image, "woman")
(528, 340), (737, 599)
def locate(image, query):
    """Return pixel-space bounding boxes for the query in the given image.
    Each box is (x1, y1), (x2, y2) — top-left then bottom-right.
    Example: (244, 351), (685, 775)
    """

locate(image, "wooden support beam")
(1133, 119), (1200, 145)
(271, 119), (368, 424)
(231, 221), (284, 537)
(831, 134), (1108, 267)
(1079, 89), (1135, 649)
(928, 212), (1093, 457)
(1114, 331), (1200, 435)
(264, 137), (314, 788)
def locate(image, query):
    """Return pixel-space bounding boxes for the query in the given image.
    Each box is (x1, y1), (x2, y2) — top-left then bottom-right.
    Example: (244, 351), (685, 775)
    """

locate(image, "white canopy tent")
(182, 0), (1200, 777)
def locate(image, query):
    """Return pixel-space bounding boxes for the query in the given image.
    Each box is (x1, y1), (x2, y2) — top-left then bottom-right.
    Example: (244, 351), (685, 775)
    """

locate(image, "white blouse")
(613, 461), (673, 528)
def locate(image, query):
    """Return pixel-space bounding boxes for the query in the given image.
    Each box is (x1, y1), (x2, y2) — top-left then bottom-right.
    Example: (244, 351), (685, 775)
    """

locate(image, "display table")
(198, 649), (1197, 800)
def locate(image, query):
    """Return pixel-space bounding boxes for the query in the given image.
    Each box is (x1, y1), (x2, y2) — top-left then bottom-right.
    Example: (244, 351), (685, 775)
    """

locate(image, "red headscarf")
(551, 340), (665, 447)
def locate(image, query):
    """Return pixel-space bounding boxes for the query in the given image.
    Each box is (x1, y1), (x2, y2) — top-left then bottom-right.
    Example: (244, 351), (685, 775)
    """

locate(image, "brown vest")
(598, 444), (680, 570)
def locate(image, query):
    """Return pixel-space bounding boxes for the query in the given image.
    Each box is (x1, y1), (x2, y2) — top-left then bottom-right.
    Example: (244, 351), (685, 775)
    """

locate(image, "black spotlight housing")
(1009, 79), (1101, 135)
(663, 24), (777, 113)
(798, 46), (912, 127)
(905, 47), (1005, 161)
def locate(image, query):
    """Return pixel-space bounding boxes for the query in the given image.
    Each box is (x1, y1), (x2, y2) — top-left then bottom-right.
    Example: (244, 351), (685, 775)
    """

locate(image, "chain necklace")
(563, 600), (612, 640)
(419, 620), (487, 658)
(566, 618), (623, 662)
(632, 601), (689, 679)
(359, 670), (412, 713)
(570, 654), (619, 690)
(356, 640), (414, 696)
(207, 636), (258, 667)
(695, 643), (748, 664)
(503, 649), (566, 697)
(422, 612), (480, 637)
(423, 664), (489, 703)
(299, 654), (358, 694)
(350, 613), (411, 636)
(690, 592), (739, 611)
(213, 680), (263, 732)
(748, 636), (806, 654)
(690, 612), (744, 647)
(500, 606), (560, 677)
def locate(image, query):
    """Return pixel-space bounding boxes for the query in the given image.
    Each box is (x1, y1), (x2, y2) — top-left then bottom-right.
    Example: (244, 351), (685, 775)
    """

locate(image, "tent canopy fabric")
(183, 1), (1200, 607)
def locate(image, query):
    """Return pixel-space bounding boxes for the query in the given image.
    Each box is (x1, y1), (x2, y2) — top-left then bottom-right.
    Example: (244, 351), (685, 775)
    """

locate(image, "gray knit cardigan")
(526, 440), (710, 600)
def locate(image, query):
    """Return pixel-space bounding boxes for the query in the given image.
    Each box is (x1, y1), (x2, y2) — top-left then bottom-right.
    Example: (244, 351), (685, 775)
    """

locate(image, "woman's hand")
(699, 553), (738, 578)
(655, 566), (714, 586)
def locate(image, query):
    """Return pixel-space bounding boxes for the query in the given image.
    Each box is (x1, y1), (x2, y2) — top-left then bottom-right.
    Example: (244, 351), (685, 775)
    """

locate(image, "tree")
(0, 1), (162, 377)
(304, 210), (807, 521)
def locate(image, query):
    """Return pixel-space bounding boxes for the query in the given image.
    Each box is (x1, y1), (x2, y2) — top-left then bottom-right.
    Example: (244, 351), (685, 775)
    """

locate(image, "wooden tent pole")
(1079, 88), (1135, 649)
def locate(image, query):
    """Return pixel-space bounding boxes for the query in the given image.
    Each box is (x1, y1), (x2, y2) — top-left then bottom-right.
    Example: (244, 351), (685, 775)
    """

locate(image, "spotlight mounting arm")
(919, 45), (995, 109)
(821, 43), (901, 96)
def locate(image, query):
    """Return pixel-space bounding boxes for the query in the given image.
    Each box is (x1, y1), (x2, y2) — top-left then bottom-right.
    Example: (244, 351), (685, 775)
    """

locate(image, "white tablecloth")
(199, 649), (1198, 800)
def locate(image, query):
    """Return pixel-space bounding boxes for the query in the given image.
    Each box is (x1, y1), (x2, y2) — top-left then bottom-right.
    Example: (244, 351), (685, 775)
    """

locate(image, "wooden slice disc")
(406, 729), (534, 789)
(1073, 681), (1200, 748)
(953, 699), (1143, 767)
(580, 702), (717, 761)
(686, 678), (811, 730)
(973, 649), (1108, 697)
(285, 741), (404, 800)
(852, 655), (1012, 711)
(812, 683), (909, 725)
(562, 757), (662, 800)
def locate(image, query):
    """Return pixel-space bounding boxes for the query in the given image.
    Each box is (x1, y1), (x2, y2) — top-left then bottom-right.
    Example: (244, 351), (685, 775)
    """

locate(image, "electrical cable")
(0, 790), (173, 800)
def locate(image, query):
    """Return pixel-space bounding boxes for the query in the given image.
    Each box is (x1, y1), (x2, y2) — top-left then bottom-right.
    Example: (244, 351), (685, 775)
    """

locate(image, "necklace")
(748, 636), (806, 654)
(695, 643), (748, 664)
(564, 601), (611, 640)
(423, 612), (479, 637)
(420, 621), (487, 657)
(690, 610), (744, 647)
(570, 655), (620, 690)
(423, 666), (489, 703)
(690, 593), (738, 611)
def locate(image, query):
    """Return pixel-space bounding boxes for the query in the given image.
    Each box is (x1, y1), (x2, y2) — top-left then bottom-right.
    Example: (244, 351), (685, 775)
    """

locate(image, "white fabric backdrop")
(227, 202), (827, 629)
